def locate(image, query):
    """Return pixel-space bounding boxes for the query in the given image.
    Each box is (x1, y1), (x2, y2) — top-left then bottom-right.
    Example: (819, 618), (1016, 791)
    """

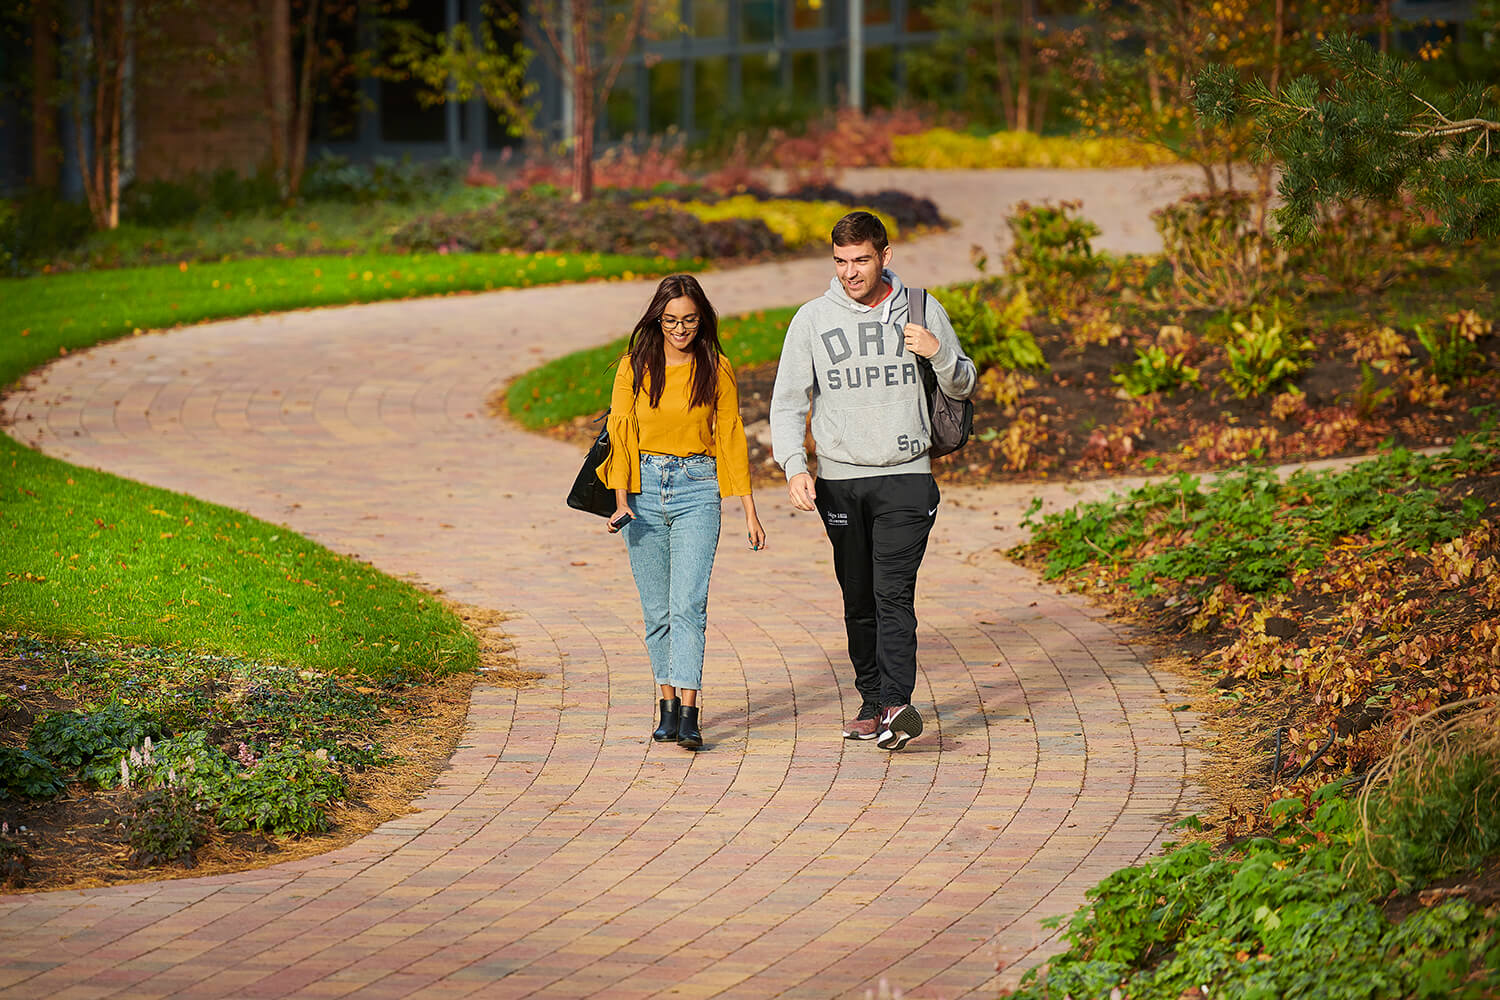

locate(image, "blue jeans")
(624, 453), (722, 691)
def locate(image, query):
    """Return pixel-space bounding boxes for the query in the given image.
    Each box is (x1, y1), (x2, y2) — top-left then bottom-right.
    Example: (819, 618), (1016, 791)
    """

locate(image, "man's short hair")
(831, 211), (888, 254)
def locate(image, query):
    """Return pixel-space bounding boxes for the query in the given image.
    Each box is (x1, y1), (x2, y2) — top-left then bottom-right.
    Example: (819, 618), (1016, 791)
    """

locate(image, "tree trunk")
(569, 0), (593, 202)
(1031, 83), (1050, 134)
(32, 0), (61, 190)
(106, 0), (124, 229)
(992, 0), (1016, 130)
(287, 0), (321, 198)
(259, 0), (293, 194)
(1017, 0), (1034, 132)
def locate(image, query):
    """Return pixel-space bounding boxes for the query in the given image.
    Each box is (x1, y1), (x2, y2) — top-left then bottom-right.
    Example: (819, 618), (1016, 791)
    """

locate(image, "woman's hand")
(607, 505), (634, 533)
(746, 510), (766, 551)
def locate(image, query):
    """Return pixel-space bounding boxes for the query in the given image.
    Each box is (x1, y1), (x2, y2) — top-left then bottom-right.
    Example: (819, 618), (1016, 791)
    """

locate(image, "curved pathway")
(2, 168), (1203, 999)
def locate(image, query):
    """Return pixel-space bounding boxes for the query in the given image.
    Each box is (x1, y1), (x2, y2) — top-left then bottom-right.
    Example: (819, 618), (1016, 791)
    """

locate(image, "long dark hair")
(626, 273), (723, 410)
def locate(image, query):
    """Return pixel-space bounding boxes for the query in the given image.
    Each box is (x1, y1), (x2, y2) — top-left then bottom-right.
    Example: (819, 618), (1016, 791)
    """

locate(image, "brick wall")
(133, 0), (274, 181)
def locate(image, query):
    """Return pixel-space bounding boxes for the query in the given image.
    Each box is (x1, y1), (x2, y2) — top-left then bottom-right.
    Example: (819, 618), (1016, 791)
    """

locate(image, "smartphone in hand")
(608, 511), (633, 531)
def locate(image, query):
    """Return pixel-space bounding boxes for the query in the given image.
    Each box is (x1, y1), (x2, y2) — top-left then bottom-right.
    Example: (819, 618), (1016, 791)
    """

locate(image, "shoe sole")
(842, 729), (879, 740)
(876, 706), (923, 750)
(677, 736), (703, 749)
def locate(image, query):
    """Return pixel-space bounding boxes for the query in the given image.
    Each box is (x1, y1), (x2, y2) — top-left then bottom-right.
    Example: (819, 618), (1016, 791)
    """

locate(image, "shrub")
(784, 184), (945, 229)
(1414, 309), (1491, 385)
(215, 747), (347, 835)
(507, 136), (697, 194)
(890, 128), (1179, 169)
(302, 153), (463, 204)
(1351, 702), (1500, 895)
(0, 829), (28, 888)
(1114, 344), (1202, 397)
(1022, 440), (1491, 596)
(389, 196), (785, 260)
(1004, 200), (1102, 311)
(1153, 190), (1285, 309)
(104, 730), (238, 794)
(1222, 310), (1314, 399)
(119, 178), (206, 227)
(945, 284), (1046, 372)
(635, 195), (899, 249)
(124, 786), (212, 867)
(1286, 198), (1407, 293)
(0, 189), (95, 274)
(0, 746), (67, 799)
(758, 107), (933, 170)
(28, 704), (164, 769)
(1019, 786), (1500, 1000)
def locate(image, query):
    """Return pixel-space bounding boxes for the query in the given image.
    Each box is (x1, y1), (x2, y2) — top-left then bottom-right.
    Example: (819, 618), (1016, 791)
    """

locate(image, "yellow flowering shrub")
(632, 196), (898, 249)
(890, 129), (1179, 169)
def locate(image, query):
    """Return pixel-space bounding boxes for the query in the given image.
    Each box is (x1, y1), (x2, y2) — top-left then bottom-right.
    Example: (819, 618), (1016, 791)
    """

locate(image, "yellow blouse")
(598, 354), (753, 498)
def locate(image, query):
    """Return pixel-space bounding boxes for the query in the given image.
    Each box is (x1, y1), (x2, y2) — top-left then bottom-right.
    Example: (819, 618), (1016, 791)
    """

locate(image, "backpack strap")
(908, 286), (926, 333)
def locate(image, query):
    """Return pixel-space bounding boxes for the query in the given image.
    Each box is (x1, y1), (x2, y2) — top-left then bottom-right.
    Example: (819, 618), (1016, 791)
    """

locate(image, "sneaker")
(842, 703), (880, 740)
(876, 704), (923, 750)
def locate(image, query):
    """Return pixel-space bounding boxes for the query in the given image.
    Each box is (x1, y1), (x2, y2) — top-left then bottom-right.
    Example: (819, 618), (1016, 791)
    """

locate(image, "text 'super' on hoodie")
(770, 269), (978, 481)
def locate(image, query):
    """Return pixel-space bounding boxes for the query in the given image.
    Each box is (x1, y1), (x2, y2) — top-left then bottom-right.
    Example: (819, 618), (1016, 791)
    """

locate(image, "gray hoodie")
(771, 269), (978, 481)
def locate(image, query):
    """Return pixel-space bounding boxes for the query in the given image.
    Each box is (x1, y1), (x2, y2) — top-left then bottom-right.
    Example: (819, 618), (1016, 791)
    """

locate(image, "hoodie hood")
(824, 268), (907, 324)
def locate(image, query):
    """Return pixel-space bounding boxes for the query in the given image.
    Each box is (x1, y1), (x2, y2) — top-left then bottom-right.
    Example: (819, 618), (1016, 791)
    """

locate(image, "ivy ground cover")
(1006, 438), (1500, 997)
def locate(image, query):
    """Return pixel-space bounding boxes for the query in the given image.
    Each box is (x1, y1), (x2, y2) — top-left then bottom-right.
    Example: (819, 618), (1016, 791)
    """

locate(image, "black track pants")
(814, 473), (939, 708)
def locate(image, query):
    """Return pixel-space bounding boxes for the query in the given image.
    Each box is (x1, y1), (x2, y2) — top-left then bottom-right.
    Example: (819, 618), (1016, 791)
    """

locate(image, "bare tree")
(254, 0), (323, 199)
(528, 0), (651, 202)
(71, 0), (128, 228)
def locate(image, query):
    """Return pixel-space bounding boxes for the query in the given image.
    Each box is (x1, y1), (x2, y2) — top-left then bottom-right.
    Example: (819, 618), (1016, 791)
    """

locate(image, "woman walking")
(599, 274), (766, 749)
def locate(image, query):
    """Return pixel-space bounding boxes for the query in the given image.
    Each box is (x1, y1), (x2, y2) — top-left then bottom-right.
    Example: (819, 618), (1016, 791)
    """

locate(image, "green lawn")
(3, 250), (683, 678)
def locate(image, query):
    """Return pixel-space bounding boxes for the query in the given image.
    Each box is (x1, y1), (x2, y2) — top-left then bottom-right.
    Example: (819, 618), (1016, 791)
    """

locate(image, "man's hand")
(787, 472), (817, 512)
(902, 322), (939, 358)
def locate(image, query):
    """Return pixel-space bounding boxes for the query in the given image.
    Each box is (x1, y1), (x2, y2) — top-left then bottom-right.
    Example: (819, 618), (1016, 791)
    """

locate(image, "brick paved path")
(2, 168), (1204, 999)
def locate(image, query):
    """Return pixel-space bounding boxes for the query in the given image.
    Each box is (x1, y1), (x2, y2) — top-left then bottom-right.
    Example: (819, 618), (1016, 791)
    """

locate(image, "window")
(379, 1), (449, 142)
(606, 74), (640, 138)
(742, 0), (777, 43)
(696, 56), (731, 124)
(793, 0), (826, 31)
(791, 50), (822, 101)
(692, 0), (728, 37)
(864, 46), (896, 108)
(649, 60), (683, 133)
(906, 0), (935, 31)
(742, 50), (783, 105)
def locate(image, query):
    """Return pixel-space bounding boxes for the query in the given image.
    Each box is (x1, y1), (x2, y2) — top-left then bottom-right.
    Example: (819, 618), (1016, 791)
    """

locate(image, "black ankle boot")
(676, 704), (702, 749)
(652, 698), (680, 742)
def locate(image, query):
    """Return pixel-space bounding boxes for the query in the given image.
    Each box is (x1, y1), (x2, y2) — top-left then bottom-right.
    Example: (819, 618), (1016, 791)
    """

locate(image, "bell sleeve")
(597, 359), (641, 494)
(713, 357), (753, 498)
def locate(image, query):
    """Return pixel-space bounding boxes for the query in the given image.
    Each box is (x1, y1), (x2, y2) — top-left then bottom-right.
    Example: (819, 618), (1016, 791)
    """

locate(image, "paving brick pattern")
(2, 168), (1205, 999)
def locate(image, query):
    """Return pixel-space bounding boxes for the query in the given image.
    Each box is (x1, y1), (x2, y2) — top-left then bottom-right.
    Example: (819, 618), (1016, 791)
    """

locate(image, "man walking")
(769, 211), (977, 750)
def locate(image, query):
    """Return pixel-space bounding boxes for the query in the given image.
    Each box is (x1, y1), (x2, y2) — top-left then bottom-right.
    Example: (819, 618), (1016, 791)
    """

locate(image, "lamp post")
(847, 0), (863, 111)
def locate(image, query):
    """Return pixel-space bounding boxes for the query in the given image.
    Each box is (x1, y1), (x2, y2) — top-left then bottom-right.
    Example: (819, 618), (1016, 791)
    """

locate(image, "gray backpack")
(909, 287), (974, 459)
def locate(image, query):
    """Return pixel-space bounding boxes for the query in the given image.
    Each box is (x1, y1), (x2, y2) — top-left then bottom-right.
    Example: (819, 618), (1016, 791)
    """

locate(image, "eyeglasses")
(661, 315), (700, 331)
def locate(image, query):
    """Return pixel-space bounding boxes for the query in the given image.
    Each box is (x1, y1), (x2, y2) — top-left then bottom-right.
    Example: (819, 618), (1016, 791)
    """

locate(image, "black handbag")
(566, 410), (618, 517)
